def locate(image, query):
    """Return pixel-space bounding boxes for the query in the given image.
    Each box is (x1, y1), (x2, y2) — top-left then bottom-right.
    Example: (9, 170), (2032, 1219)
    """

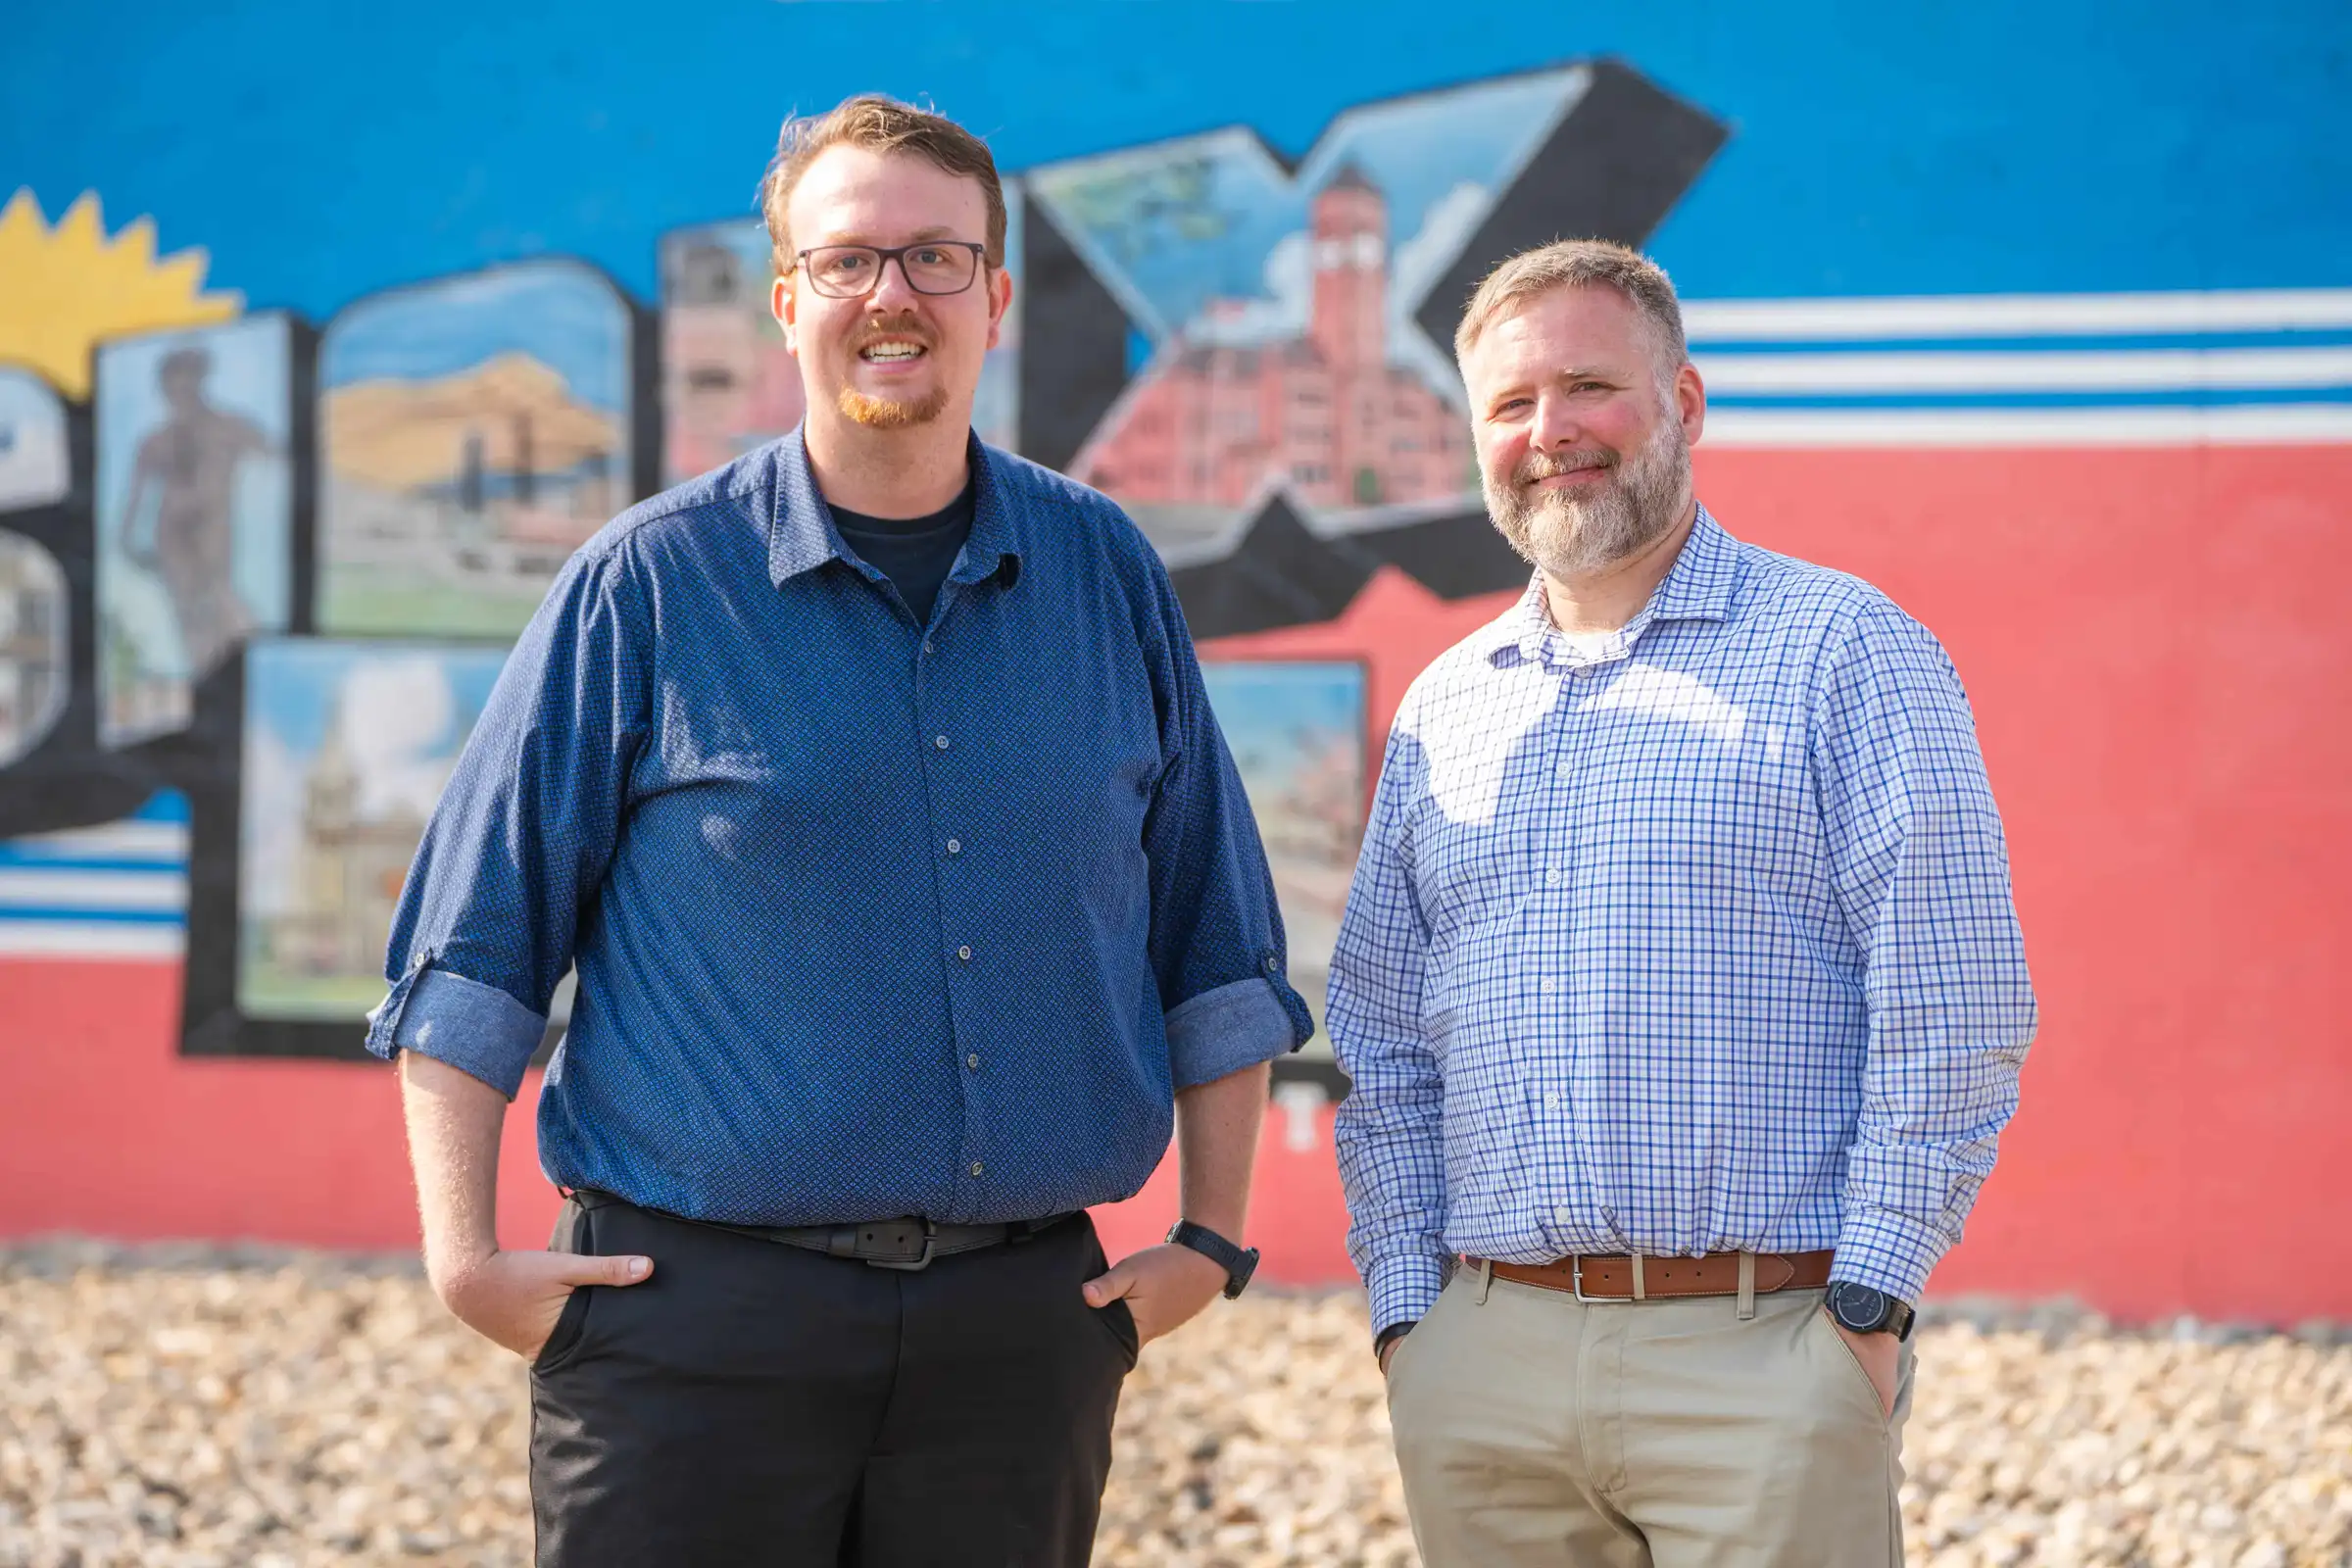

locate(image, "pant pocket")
(532, 1200), (599, 1375)
(1079, 1220), (1141, 1369)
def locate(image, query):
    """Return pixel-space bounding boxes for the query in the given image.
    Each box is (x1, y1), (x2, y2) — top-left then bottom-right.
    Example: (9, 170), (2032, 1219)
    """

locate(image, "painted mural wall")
(3, 1), (2348, 1320)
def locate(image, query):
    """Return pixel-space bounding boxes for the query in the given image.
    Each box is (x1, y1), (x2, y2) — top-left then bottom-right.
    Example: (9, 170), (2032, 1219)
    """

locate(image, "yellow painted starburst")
(0, 188), (242, 399)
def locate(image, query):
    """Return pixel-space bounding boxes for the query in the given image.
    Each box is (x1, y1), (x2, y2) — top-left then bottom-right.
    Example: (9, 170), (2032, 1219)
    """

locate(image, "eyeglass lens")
(804, 245), (979, 297)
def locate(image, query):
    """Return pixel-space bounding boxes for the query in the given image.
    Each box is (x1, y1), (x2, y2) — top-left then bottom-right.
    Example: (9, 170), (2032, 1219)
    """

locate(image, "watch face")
(1829, 1281), (1890, 1334)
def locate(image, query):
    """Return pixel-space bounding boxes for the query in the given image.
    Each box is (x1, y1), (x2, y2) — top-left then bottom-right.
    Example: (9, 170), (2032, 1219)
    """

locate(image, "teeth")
(862, 343), (924, 361)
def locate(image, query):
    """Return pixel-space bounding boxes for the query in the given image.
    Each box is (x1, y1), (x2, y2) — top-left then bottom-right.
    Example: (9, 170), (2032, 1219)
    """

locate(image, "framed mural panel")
(235, 635), (508, 1022)
(0, 531), (68, 768)
(317, 261), (635, 639)
(0, 368), (70, 514)
(94, 313), (296, 747)
(1199, 659), (1366, 1062)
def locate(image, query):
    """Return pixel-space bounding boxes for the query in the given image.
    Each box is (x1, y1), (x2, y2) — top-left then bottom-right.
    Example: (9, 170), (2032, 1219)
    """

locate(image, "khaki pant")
(1385, 1270), (1914, 1567)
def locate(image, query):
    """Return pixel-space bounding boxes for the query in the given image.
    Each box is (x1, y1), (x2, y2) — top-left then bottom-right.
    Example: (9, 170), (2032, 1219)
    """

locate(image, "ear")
(984, 265), (1013, 355)
(1674, 359), (1707, 448)
(773, 274), (798, 356)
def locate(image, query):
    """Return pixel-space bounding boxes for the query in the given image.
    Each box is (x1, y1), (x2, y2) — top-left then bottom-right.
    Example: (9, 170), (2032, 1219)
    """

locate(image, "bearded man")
(370, 96), (1306, 1567)
(1329, 240), (2035, 1566)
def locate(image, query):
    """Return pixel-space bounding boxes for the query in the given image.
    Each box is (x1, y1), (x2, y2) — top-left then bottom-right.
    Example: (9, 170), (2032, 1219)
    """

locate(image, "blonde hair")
(1453, 239), (1688, 385)
(759, 95), (1007, 276)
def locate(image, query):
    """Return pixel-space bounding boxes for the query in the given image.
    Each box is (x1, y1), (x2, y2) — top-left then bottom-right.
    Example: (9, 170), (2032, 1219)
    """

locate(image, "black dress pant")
(527, 1192), (1139, 1567)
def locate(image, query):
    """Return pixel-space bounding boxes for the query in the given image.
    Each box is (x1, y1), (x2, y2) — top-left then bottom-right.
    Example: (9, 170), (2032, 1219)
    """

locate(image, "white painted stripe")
(1683, 289), (2352, 342)
(1700, 403), (2352, 448)
(1695, 347), (2352, 395)
(0, 868), (190, 911)
(3, 822), (190, 861)
(0, 922), (186, 958)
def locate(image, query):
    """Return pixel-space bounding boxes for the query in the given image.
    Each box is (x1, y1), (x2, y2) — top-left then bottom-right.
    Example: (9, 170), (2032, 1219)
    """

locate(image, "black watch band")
(1825, 1279), (1917, 1342)
(1165, 1219), (1260, 1299)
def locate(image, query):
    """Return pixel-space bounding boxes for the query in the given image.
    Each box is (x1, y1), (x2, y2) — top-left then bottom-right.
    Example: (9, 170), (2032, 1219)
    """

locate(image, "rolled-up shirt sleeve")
(364, 542), (650, 1099)
(1814, 600), (2037, 1300)
(1137, 564), (1312, 1090)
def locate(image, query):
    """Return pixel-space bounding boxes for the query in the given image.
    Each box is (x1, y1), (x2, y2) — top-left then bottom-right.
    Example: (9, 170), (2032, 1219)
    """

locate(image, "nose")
(1528, 389), (1583, 452)
(866, 254), (923, 313)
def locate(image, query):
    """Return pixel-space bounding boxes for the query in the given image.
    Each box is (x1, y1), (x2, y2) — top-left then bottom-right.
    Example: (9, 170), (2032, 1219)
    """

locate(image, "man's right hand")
(433, 1247), (654, 1360)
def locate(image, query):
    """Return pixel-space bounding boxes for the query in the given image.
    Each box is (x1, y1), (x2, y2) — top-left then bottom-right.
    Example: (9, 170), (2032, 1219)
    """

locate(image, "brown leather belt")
(1465, 1250), (1836, 1301)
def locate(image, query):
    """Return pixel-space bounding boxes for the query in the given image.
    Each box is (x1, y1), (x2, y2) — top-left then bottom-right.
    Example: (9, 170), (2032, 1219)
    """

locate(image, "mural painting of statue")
(96, 316), (294, 746)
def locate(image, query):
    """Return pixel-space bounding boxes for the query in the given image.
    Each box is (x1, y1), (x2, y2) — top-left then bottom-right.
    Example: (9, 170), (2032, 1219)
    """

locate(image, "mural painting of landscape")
(237, 637), (508, 1019)
(1028, 69), (1586, 556)
(660, 189), (1020, 484)
(94, 314), (293, 745)
(1200, 660), (1365, 1058)
(317, 262), (631, 637)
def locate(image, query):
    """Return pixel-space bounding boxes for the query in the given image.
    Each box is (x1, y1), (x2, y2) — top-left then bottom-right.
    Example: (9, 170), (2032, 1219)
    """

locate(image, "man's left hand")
(1827, 1314), (1900, 1418)
(1083, 1243), (1229, 1347)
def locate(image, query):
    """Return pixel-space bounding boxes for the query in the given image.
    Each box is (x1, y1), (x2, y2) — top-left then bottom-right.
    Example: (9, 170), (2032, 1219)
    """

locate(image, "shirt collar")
(767, 425), (1024, 591)
(1480, 503), (1743, 667)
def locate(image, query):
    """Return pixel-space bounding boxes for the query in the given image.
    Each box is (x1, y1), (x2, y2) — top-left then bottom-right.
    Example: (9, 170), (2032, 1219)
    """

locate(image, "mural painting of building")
(237, 638), (508, 1019)
(317, 262), (632, 638)
(661, 220), (806, 485)
(1030, 68), (1587, 547)
(1199, 661), (1365, 1058)
(94, 314), (294, 746)
(1081, 167), (1467, 515)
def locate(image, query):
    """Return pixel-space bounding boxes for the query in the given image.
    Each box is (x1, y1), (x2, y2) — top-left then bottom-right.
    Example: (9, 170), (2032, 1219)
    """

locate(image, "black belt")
(572, 1190), (1071, 1272)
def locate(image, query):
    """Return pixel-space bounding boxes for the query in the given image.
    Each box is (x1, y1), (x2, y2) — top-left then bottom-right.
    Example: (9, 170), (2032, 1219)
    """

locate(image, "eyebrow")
(812, 224), (964, 247)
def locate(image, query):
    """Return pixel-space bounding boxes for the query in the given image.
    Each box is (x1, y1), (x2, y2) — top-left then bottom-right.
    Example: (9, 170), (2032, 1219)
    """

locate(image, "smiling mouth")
(858, 339), (928, 364)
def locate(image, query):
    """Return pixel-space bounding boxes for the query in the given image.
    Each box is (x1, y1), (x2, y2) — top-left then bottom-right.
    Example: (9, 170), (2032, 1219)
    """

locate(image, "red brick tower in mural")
(1309, 164), (1388, 505)
(1080, 165), (1468, 514)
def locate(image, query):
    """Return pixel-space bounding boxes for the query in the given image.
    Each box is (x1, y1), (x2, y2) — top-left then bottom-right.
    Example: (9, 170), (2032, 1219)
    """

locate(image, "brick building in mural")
(1080, 165), (1470, 513)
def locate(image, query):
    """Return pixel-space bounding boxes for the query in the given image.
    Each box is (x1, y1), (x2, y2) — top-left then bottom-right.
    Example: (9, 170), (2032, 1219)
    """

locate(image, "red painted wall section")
(5, 442), (2349, 1322)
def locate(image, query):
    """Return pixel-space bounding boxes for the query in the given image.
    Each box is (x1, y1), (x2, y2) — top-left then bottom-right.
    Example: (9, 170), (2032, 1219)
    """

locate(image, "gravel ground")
(2, 1245), (2347, 1566)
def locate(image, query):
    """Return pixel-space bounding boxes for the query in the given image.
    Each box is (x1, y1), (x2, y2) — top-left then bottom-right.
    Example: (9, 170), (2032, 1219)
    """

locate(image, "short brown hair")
(1453, 239), (1688, 385)
(759, 95), (1006, 277)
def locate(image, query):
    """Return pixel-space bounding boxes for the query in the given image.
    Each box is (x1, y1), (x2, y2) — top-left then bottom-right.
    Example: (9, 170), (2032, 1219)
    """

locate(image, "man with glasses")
(370, 95), (1307, 1566)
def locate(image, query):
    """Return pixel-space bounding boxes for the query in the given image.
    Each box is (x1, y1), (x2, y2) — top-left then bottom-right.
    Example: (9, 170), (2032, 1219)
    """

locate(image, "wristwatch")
(1825, 1279), (1916, 1342)
(1165, 1219), (1260, 1299)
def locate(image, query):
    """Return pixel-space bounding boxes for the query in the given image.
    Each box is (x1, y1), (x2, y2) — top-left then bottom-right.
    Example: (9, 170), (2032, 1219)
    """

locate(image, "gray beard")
(1486, 418), (1691, 580)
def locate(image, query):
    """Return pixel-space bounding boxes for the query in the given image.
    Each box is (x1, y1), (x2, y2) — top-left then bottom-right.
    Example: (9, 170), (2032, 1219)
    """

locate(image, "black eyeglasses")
(794, 242), (989, 299)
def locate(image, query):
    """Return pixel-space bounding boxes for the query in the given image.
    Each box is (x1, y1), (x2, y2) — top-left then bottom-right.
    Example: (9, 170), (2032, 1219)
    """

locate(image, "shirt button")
(1544, 1092), (1563, 1110)
(1544, 868), (1563, 888)
(1262, 956), (1280, 974)
(923, 640), (936, 656)
(1555, 1205), (1576, 1225)
(1540, 976), (1559, 996)
(970, 1161), (985, 1177)
(967, 1054), (980, 1070)
(934, 735), (951, 751)
(956, 945), (973, 962)
(946, 838), (961, 856)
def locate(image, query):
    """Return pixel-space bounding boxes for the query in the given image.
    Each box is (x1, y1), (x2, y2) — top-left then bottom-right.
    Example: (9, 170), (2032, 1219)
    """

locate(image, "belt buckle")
(1571, 1255), (1627, 1304)
(865, 1219), (938, 1272)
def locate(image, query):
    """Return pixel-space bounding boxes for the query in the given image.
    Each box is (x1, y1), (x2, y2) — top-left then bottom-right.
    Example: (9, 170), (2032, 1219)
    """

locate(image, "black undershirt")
(829, 482), (977, 628)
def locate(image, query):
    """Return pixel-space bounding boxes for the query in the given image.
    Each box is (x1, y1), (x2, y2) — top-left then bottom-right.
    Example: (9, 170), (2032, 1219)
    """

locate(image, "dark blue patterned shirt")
(367, 429), (1309, 1227)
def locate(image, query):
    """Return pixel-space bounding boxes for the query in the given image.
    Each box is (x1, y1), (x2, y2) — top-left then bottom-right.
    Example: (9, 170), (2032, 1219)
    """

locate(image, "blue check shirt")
(1330, 508), (2035, 1335)
(368, 429), (1309, 1227)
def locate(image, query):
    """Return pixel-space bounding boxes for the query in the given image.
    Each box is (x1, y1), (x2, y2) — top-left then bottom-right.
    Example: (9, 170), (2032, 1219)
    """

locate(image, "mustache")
(1514, 449), (1617, 486)
(852, 311), (933, 352)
